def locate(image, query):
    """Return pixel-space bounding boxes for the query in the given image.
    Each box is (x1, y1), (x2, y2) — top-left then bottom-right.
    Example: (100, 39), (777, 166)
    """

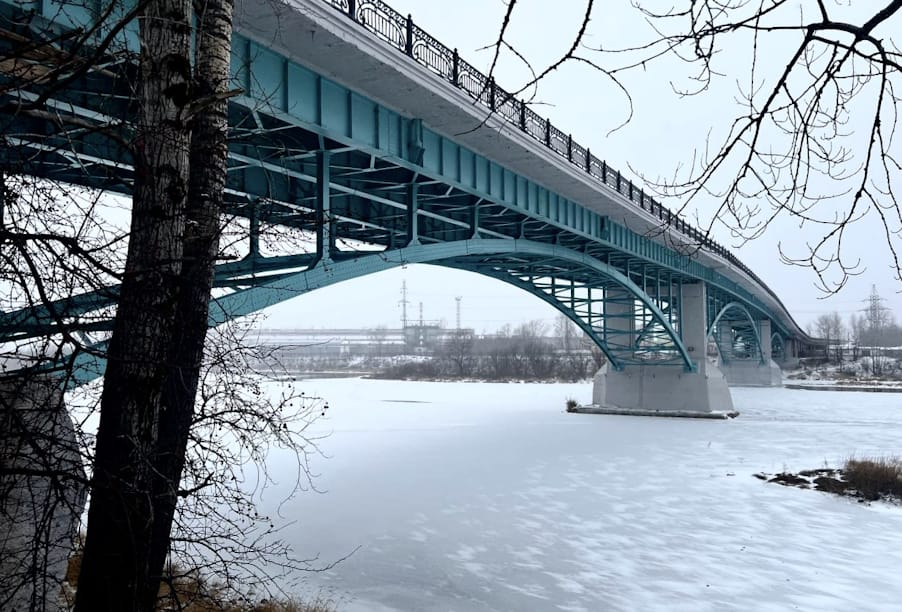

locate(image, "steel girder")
(707, 301), (766, 365)
(0, 0), (802, 381)
(0, 13), (792, 342)
(41, 239), (694, 384)
(440, 262), (689, 371)
(203, 239), (693, 372)
(771, 332), (785, 361)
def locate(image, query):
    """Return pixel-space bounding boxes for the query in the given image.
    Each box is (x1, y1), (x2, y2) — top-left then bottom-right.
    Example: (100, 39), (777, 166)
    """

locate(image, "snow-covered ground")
(259, 379), (902, 611)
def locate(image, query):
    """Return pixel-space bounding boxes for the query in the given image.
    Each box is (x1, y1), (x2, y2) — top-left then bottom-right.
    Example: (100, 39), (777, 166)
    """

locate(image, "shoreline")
(784, 383), (902, 393)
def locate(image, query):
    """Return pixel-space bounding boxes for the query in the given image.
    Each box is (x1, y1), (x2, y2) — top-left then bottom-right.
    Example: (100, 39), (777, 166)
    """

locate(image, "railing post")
(348, 0), (355, 19)
(544, 118), (551, 146)
(405, 14), (413, 56)
(567, 134), (572, 162)
(602, 161), (607, 183)
(586, 149), (591, 172)
(452, 48), (459, 86)
(519, 101), (526, 131)
(616, 170), (621, 192)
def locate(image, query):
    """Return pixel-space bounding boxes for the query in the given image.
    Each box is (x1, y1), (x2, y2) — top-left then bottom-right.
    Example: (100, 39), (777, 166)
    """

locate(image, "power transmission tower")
(455, 296), (462, 331)
(864, 284), (890, 336)
(862, 284), (891, 374)
(399, 280), (409, 329)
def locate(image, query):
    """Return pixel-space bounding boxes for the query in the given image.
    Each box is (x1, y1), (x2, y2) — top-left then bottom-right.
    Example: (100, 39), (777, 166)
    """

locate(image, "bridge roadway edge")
(233, 0), (811, 346)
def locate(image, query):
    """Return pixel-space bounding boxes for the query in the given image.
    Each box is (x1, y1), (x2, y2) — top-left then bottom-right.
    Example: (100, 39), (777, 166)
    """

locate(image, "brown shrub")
(844, 456), (902, 501)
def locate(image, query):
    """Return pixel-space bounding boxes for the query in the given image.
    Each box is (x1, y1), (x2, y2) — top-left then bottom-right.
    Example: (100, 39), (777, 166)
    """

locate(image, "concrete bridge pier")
(583, 283), (736, 419)
(718, 319), (783, 387)
(1, 372), (87, 610)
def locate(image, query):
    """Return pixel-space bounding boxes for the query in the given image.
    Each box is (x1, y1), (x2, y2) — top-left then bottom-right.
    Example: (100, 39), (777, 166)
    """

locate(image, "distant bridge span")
(0, 0), (822, 414)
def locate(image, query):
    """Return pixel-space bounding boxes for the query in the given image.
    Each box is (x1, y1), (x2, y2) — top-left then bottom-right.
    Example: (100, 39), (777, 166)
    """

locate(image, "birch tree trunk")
(148, 0), (235, 598)
(74, 0), (193, 609)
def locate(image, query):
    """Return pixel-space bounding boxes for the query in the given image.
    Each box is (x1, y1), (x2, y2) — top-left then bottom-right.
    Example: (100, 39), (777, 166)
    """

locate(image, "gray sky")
(262, 0), (902, 332)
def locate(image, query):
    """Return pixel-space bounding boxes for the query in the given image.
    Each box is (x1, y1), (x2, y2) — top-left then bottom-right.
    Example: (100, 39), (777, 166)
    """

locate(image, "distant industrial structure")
(251, 282), (481, 369)
(255, 324), (473, 356)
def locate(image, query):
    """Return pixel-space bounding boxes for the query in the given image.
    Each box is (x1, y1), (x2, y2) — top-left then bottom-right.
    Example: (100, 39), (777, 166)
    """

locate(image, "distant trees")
(385, 319), (598, 382)
(441, 330), (475, 377)
(811, 312), (846, 364)
(808, 287), (902, 372)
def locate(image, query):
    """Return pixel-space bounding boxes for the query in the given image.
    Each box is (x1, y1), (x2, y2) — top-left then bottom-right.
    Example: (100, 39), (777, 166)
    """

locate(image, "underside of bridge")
(0, 0), (803, 412)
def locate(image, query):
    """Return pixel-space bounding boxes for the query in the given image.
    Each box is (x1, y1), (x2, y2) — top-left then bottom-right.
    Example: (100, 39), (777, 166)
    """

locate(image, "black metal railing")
(320, 0), (787, 314)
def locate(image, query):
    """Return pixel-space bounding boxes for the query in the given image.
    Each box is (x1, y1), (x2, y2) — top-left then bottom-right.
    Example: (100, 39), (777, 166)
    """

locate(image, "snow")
(258, 379), (902, 611)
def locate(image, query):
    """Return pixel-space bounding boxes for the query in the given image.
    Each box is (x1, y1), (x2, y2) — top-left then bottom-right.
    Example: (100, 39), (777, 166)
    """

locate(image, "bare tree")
(442, 330), (475, 377)
(811, 311), (846, 363)
(554, 315), (593, 381)
(72, 0), (249, 608)
(848, 312), (866, 361)
(0, 0), (322, 608)
(488, 1), (901, 293)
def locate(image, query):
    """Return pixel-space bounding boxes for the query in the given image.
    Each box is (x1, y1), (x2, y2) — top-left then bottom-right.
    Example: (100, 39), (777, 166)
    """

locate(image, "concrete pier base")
(720, 359), (783, 387)
(1, 375), (86, 611)
(581, 364), (738, 418)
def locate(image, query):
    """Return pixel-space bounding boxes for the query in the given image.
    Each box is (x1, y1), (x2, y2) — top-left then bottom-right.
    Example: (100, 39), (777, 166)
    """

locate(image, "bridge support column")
(781, 337), (801, 369)
(1, 373), (87, 609)
(586, 282), (736, 418)
(718, 319), (783, 386)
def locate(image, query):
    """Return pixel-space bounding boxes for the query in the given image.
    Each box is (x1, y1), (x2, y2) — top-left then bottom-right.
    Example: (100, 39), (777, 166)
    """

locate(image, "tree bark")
(147, 0), (234, 599)
(74, 0), (193, 609)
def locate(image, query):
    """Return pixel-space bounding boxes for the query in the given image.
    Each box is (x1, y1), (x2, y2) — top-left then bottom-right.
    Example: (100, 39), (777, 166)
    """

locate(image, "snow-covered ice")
(259, 379), (902, 611)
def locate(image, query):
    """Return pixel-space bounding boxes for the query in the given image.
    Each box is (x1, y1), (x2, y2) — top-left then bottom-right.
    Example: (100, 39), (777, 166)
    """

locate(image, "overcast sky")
(262, 0), (901, 333)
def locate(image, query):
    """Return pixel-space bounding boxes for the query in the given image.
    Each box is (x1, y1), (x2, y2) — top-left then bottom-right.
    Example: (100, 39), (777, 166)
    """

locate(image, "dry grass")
(565, 397), (579, 412)
(843, 456), (902, 501)
(64, 545), (337, 612)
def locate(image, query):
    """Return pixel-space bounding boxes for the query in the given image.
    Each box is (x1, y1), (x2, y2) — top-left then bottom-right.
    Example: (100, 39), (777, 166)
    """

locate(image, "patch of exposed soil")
(754, 468), (895, 504)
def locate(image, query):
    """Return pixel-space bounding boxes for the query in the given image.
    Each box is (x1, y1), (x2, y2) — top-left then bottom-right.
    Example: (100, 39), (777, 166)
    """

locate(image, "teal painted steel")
(206, 238), (692, 373)
(771, 332), (786, 361)
(53, 239), (694, 383)
(0, 0), (810, 385)
(707, 301), (766, 365)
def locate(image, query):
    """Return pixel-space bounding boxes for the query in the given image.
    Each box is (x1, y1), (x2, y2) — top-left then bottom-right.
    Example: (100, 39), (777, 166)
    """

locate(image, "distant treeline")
(373, 320), (605, 382)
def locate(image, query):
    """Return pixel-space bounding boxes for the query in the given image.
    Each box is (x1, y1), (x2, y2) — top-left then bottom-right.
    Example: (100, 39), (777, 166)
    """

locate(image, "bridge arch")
(212, 239), (695, 371)
(706, 301), (765, 364)
(771, 332), (785, 361)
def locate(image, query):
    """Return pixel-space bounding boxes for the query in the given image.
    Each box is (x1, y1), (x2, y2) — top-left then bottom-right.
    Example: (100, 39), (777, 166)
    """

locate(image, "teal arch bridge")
(0, 0), (820, 415)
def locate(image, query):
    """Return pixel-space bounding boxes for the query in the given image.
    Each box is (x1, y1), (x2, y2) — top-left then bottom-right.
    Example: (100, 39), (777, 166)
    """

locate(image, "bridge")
(0, 0), (821, 416)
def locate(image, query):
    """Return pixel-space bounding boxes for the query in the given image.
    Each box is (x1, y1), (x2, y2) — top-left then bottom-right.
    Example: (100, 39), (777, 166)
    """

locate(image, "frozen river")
(259, 379), (902, 611)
